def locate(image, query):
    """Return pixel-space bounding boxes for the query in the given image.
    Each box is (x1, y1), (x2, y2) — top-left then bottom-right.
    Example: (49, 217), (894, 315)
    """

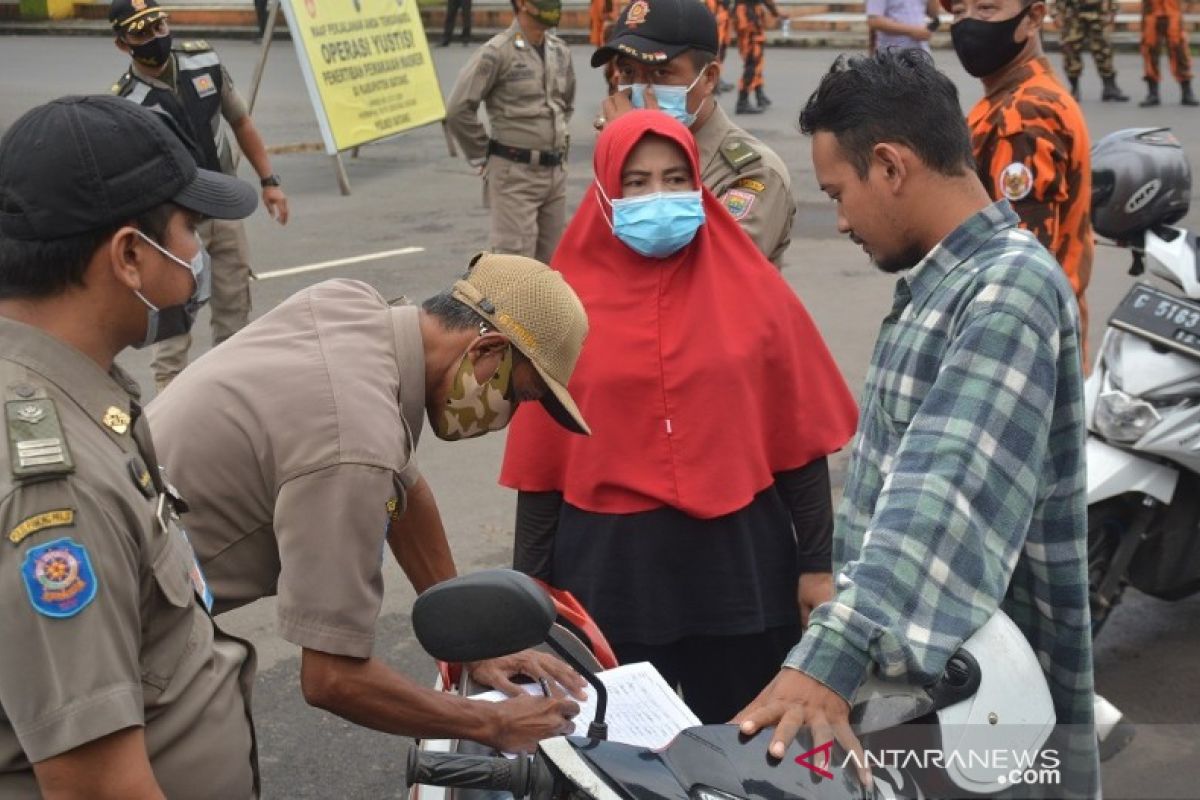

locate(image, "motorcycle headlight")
(1094, 389), (1161, 443)
(1100, 330), (1125, 391)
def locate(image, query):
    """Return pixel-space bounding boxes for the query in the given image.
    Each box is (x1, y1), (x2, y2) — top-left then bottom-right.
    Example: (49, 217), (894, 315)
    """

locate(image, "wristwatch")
(260, 174), (282, 188)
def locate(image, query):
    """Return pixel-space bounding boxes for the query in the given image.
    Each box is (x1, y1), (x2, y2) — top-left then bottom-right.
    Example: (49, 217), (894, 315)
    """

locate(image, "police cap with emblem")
(590, 0), (719, 68)
(109, 0), (167, 32)
(0, 95), (258, 241)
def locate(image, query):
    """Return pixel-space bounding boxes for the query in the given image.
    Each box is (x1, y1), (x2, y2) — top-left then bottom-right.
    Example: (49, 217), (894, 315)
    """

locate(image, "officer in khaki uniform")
(109, 0), (289, 393)
(148, 256), (592, 753)
(0, 96), (259, 798)
(446, 0), (575, 263)
(595, 0), (795, 266)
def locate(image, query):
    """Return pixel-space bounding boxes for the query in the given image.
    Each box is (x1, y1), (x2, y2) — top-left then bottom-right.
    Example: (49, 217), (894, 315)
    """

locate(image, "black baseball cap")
(109, 0), (166, 32)
(0, 96), (258, 242)
(590, 0), (719, 68)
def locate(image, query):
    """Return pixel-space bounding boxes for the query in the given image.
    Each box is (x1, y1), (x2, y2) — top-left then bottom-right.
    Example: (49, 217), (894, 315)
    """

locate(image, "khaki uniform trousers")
(152, 217), (252, 392)
(484, 156), (567, 264)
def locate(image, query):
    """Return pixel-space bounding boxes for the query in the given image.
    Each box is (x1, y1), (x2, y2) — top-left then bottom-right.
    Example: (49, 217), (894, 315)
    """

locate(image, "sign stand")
(241, 0), (444, 195)
(246, 0), (354, 195)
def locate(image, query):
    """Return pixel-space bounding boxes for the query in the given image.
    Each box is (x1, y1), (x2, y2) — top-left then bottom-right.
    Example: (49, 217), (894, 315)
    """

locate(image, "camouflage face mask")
(432, 344), (515, 441)
(527, 0), (561, 26)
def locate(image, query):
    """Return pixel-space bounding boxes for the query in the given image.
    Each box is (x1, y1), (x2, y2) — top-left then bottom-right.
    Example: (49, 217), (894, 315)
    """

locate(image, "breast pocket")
(141, 508), (200, 693)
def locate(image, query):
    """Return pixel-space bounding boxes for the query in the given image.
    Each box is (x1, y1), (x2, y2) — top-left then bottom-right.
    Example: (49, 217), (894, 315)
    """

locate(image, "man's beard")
(873, 242), (927, 275)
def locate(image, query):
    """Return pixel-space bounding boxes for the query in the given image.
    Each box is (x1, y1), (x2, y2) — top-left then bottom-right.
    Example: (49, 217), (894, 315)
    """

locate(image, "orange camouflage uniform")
(967, 56), (1094, 363)
(1141, 0), (1192, 83)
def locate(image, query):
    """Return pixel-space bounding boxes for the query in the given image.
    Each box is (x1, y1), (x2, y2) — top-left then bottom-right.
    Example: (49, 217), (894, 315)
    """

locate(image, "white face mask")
(131, 229), (211, 348)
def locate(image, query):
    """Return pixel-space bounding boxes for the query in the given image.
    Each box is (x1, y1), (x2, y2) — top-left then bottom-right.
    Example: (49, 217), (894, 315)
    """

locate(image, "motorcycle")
(404, 570), (1065, 800)
(1085, 127), (1199, 636)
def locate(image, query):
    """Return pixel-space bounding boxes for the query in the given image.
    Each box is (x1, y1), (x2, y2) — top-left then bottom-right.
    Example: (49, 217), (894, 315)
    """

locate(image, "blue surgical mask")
(597, 184), (705, 259)
(132, 230), (212, 348)
(618, 71), (707, 127)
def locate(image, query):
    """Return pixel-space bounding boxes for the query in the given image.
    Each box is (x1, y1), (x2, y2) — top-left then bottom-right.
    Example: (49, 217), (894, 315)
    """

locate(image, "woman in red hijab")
(500, 110), (857, 723)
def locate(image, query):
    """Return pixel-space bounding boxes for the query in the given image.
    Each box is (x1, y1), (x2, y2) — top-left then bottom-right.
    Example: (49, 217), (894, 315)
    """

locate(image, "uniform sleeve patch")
(21, 537), (97, 618)
(723, 188), (757, 220)
(8, 509), (74, 546)
(191, 74), (217, 98)
(1000, 161), (1034, 202)
(732, 177), (766, 193)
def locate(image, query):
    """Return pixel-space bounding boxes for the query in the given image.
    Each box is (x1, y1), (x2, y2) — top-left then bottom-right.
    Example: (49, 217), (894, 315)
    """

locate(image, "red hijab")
(500, 111), (857, 518)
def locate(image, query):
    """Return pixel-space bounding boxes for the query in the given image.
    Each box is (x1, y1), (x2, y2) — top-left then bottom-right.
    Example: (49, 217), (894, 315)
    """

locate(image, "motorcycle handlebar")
(406, 749), (533, 794)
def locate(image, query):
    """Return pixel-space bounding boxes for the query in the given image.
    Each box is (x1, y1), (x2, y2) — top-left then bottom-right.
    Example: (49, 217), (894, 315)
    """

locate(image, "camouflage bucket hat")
(451, 253), (590, 435)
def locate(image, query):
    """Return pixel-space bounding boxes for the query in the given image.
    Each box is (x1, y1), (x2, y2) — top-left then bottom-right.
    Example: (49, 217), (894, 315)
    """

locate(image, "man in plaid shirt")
(736, 49), (1098, 795)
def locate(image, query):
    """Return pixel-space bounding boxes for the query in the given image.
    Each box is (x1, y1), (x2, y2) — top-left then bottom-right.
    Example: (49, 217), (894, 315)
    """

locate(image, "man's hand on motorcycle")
(733, 668), (872, 792)
(489, 692), (581, 753)
(466, 649), (589, 700)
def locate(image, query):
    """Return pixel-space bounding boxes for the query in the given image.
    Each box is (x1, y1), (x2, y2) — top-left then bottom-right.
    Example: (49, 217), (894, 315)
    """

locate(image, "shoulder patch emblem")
(732, 177), (766, 193)
(191, 74), (217, 98)
(723, 188), (757, 220)
(720, 140), (762, 173)
(9, 509), (75, 546)
(1000, 161), (1034, 202)
(21, 537), (97, 618)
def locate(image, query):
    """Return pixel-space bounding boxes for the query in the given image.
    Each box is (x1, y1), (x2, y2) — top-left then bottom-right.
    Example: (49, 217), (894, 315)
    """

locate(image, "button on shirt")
(784, 204), (1095, 742)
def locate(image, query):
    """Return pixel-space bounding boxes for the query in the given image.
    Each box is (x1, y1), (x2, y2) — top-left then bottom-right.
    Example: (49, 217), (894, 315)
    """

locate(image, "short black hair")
(422, 290), (489, 331)
(799, 49), (976, 179)
(0, 203), (175, 301)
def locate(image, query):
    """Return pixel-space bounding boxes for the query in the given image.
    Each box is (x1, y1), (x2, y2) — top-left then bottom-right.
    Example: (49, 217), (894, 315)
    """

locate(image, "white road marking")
(255, 246), (425, 280)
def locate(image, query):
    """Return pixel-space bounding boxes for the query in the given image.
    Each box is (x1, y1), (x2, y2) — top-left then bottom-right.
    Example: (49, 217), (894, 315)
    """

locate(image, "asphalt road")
(1, 35), (1199, 799)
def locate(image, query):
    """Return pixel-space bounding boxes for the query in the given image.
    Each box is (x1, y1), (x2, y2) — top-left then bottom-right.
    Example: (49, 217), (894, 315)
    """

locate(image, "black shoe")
(1140, 79), (1160, 106)
(755, 89), (772, 108)
(436, 40), (450, 47)
(735, 92), (763, 114)
(1183, 81), (1199, 106)
(1101, 76), (1129, 102)
(1068, 76), (1080, 100)
(718, 80), (734, 92)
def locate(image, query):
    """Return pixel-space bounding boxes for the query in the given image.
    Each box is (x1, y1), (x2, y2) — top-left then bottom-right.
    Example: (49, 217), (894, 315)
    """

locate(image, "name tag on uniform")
(178, 525), (214, 613)
(192, 74), (217, 98)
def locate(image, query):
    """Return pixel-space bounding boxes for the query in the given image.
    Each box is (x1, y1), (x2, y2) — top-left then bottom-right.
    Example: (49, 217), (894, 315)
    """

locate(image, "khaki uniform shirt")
(0, 318), (255, 799)
(124, 48), (248, 174)
(445, 22), (576, 161)
(694, 105), (795, 267)
(147, 280), (426, 659)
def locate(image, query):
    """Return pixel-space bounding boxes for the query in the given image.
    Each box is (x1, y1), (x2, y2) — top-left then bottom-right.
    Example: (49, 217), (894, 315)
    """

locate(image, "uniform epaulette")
(720, 140), (763, 173)
(175, 39), (212, 53)
(5, 388), (74, 482)
(111, 70), (133, 96)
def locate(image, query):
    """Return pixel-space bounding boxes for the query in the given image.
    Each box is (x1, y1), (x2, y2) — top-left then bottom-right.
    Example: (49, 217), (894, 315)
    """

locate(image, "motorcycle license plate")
(1109, 282), (1200, 360)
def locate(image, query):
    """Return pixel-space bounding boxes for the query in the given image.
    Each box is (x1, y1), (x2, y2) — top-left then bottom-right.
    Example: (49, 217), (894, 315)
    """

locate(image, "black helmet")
(1091, 127), (1192, 241)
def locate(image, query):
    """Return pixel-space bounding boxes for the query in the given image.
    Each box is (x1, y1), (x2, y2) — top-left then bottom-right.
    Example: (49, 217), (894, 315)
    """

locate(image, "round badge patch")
(21, 537), (97, 618)
(1000, 161), (1034, 202)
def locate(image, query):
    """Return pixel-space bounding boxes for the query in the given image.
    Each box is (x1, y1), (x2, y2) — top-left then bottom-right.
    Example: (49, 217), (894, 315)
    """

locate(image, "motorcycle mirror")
(413, 569), (556, 662)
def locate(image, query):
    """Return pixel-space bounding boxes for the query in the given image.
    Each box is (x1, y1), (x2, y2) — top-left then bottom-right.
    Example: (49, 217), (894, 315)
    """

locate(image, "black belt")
(488, 141), (563, 167)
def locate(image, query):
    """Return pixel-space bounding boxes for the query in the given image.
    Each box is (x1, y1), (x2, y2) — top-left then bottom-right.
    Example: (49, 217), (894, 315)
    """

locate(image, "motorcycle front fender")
(1087, 436), (1179, 504)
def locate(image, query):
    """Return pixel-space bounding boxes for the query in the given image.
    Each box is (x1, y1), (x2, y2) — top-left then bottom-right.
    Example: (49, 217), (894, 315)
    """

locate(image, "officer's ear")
(469, 331), (511, 359)
(701, 59), (721, 95)
(107, 225), (150, 292)
(114, 35), (131, 55)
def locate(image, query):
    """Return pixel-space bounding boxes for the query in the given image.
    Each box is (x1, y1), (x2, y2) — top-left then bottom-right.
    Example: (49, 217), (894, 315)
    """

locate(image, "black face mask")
(950, 5), (1033, 78)
(130, 33), (173, 68)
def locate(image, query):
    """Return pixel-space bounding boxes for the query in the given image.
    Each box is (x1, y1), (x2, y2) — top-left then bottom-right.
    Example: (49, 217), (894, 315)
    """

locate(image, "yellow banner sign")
(281, 0), (446, 153)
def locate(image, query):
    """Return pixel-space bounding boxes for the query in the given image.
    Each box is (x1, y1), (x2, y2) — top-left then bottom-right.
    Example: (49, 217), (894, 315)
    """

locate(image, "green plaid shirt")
(785, 202), (1095, 735)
